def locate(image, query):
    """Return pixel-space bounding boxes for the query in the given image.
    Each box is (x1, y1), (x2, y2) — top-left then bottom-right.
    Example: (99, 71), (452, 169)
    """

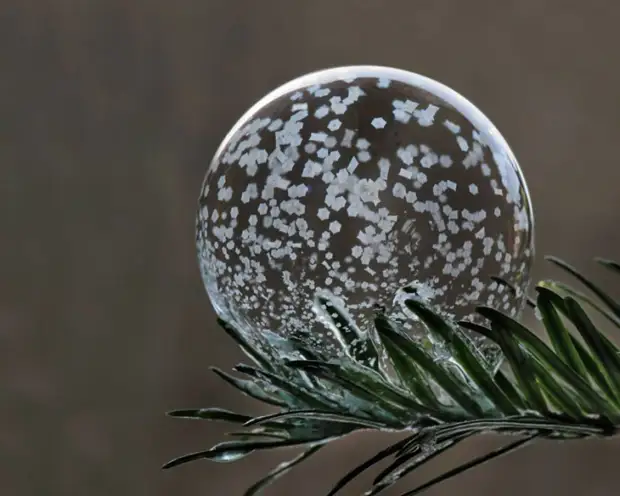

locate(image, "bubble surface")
(196, 66), (534, 366)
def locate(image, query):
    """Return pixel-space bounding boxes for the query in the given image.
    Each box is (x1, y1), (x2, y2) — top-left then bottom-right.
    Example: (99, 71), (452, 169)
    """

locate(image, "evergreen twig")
(164, 257), (620, 494)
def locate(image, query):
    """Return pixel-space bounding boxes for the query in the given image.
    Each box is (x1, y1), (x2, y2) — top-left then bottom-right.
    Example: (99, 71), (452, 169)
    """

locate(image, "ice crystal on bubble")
(196, 66), (534, 368)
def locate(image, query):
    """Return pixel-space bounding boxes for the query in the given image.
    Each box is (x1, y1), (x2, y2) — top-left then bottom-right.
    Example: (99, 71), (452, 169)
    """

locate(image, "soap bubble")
(196, 66), (534, 367)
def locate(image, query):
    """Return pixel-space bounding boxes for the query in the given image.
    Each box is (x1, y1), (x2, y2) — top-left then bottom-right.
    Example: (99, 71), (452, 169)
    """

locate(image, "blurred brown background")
(3, 0), (620, 495)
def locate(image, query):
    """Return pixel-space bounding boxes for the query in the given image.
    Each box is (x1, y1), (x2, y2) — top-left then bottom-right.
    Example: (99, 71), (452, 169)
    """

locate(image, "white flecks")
(344, 86), (365, 104)
(439, 154), (453, 168)
(371, 117), (387, 129)
(463, 143), (484, 169)
(420, 152), (438, 168)
(414, 104), (440, 127)
(218, 186), (233, 201)
(399, 168), (414, 180)
(302, 160), (322, 178)
(199, 68), (534, 369)
(328, 119), (342, 131)
(347, 157), (359, 173)
(268, 119), (284, 132)
(304, 142), (317, 154)
(378, 157), (390, 180)
(330, 96), (348, 115)
(341, 129), (356, 148)
(356, 138), (370, 150)
(392, 182), (406, 199)
(324, 136), (338, 148)
(292, 102), (308, 112)
(397, 145), (417, 165)
(457, 136), (469, 152)
(288, 184), (309, 198)
(444, 120), (461, 134)
(241, 183), (259, 203)
(315, 87), (331, 97)
(393, 99), (418, 123)
(329, 220), (342, 234)
(357, 150), (371, 162)
(310, 132), (328, 143)
(314, 105), (329, 118)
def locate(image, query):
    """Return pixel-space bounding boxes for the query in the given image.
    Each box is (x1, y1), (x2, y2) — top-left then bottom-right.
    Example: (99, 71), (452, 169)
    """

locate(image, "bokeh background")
(4, 1), (620, 494)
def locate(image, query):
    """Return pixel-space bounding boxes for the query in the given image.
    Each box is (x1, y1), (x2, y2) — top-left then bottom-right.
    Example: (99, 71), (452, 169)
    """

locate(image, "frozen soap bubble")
(196, 66), (534, 367)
